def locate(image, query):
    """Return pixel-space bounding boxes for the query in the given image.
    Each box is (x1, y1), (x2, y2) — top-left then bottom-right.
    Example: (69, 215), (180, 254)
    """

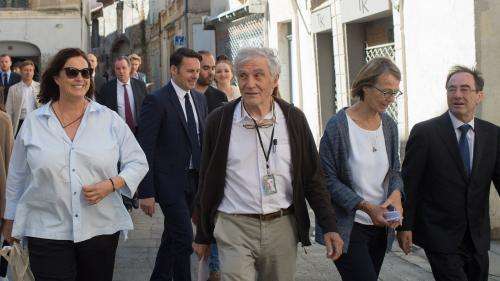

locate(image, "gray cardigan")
(315, 108), (403, 252)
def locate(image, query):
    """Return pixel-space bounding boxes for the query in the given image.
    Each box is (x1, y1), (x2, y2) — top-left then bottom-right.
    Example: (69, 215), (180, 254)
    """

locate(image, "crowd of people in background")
(0, 44), (498, 281)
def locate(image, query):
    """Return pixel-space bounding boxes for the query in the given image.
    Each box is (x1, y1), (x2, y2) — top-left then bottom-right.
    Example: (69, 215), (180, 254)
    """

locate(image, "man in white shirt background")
(6, 60), (40, 138)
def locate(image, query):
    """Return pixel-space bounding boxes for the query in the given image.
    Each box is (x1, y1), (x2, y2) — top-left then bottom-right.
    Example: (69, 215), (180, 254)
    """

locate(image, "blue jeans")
(208, 243), (220, 272)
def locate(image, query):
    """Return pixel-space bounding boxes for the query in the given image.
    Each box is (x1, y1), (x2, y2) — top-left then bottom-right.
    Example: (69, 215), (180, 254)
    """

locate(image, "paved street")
(114, 207), (500, 281)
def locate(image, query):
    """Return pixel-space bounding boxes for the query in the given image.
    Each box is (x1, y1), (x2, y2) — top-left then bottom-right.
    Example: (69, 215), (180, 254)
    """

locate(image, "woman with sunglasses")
(2, 48), (148, 281)
(316, 57), (404, 281)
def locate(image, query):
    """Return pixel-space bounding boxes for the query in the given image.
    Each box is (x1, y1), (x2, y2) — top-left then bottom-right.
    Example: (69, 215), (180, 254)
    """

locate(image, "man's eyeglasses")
(446, 86), (478, 95)
(64, 67), (93, 79)
(372, 86), (403, 99)
(241, 101), (276, 129)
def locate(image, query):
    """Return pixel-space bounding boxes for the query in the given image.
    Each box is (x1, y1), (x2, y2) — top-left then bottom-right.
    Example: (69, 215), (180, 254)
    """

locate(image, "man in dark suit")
(96, 56), (147, 135)
(96, 56), (147, 211)
(194, 50), (227, 113)
(0, 54), (22, 104)
(398, 66), (500, 281)
(87, 53), (107, 94)
(138, 48), (208, 281)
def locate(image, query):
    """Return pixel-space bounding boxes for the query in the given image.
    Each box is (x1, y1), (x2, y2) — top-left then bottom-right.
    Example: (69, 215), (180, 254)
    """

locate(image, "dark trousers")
(150, 170), (198, 281)
(335, 222), (387, 281)
(425, 230), (489, 281)
(27, 232), (119, 281)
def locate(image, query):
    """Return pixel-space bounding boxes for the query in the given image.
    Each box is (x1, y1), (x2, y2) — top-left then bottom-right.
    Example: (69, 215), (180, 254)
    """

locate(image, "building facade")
(0, 0), (91, 73)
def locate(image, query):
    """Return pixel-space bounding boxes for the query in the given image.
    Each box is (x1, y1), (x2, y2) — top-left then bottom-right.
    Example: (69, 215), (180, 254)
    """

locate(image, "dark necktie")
(123, 84), (135, 133)
(458, 124), (472, 176)
(2, 73), (7, 86)
(184, 93), (201, 169)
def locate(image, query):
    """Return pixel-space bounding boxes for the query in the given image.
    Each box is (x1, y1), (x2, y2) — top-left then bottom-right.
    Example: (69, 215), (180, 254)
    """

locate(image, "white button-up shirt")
(171, 79), (200, 136)
(218, 101), (293, 215)
(19, 81), (36, 120)
(5, 101), (149, 242)
(116, 79), (136, 125)
(449, 111), (475, 168)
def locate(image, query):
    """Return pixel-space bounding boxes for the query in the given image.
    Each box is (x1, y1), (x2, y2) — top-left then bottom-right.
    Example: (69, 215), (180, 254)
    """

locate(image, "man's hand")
(192, 242), (211, 260)
(397, 231), (413, 255)
(324, 232), (343, 260)
(2, 219), (18, 244)
(82, 180), (114, 205)
(140, 197), (155, 217)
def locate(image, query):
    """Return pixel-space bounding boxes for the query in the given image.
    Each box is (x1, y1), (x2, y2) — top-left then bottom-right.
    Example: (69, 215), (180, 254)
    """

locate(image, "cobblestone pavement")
(114, 207), (500, 281)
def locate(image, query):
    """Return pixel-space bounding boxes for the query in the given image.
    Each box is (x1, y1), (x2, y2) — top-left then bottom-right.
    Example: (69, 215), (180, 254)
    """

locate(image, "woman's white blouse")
(4, 101), (149, 242)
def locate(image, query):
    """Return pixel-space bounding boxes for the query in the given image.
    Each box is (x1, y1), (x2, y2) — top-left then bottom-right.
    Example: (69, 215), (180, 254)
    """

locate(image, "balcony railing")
(0, 0), (29, 9)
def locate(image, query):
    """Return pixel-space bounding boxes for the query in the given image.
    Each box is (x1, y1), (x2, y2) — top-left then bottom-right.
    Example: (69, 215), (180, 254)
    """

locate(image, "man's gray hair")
(234, 47), (281, 78)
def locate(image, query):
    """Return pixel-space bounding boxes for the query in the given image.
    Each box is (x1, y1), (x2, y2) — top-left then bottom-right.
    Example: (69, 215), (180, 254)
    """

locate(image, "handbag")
(0, 242), (35, 281)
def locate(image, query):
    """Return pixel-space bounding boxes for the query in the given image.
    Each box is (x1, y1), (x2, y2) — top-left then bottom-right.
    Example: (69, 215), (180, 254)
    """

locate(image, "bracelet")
(109, 178), (116, 192)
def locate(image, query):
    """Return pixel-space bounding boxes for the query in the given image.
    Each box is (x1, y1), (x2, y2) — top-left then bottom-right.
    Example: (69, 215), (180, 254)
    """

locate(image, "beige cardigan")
(6, 81), (40, 136)
(0, 111), (13, 219)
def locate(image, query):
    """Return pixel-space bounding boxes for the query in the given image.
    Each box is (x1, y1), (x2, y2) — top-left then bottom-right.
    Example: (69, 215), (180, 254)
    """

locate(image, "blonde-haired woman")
(214, 55), (240, 101)
(317, 57), (404, 281)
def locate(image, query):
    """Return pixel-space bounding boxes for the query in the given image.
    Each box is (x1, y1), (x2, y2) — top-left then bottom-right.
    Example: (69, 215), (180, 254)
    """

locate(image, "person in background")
(2, 48), (148, 281)
(6, 60), (40, 138)
(129, 53), (147, 84)
(214, 54), (240, 101)
(0, 54), (21, 104)
(194, 51), (227, 113)
(87, 53), (106, 94)
(317, 57), (404, 281)
(11, 63), (20, 75)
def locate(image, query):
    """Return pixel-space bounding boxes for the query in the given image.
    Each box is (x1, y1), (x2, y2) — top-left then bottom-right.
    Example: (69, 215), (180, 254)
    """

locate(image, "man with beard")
(194, 50), (227, 113)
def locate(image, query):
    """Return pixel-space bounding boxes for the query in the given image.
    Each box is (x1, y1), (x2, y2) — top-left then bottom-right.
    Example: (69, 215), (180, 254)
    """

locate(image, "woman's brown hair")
(351, 57), (401, 101)
(38, 48), (94, 104)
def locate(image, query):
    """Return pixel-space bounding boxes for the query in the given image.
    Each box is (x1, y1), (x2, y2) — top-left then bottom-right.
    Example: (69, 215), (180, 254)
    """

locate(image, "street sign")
(174, 35), (185, 47)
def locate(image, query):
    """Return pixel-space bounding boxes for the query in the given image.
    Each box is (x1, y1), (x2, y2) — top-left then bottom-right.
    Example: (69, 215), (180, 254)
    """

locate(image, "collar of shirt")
(171, 79), (191, 101)
(117, 79), (131, 87)
(449, 111), (475, 131)
(233, 100), (275, 125)
(21, 81), (33, 88)
(1, 70), (11, 78)
(36, 99), (102, 118)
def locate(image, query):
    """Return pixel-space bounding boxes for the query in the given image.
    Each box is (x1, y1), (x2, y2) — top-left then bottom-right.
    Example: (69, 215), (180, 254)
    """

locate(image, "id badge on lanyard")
(253, 120), (277, 196)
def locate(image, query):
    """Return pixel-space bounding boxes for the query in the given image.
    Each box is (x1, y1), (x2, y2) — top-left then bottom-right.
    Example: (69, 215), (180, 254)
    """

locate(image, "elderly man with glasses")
(192, 47), (343, 281)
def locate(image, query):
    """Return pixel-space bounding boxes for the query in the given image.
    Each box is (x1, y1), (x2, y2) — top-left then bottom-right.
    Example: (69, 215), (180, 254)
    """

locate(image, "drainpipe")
(184, 0), (189, 47)
(398, 0), (409, 139)
(289, 0), (304, 109)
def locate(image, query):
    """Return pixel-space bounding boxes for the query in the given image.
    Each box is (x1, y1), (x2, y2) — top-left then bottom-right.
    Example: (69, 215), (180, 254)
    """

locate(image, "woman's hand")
(382, 190), (403, 228)
(2, 219), (18, 244)
(357, 201), (390, 227)
(82, 180), (114, 205)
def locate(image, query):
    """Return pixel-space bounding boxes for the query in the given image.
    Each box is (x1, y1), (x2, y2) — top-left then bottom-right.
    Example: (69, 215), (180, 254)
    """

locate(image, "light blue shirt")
(5, 101), (149, 242)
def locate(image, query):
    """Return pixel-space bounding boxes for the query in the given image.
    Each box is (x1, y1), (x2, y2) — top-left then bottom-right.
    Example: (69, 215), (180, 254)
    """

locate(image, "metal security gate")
(220, 14), (264, 61)
(365, 43), (398, 121)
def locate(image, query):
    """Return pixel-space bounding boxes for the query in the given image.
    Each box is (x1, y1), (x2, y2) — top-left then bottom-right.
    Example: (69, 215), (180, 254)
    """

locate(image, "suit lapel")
(166, 82), (191, 143)
(131, 79), (141, 117)
(470, 119), (486, 178)
(110, 79), (118, 112)
(436, 112), (469, 181)
(192, 92), (205, 139)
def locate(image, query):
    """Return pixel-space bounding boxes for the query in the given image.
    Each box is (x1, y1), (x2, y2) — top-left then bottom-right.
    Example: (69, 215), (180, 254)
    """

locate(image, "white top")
(116, 79), (136, 125)
(449, 111), (475, 169)
(19, 81), (36, 120)
(5, 101), (149, 242)
(346, 115), (389, 225)
(218, 101), (293, 215)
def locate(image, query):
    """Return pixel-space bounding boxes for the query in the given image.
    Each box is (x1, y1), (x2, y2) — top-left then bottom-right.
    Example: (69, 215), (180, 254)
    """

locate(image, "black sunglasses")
(63, 67), (93, 79)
